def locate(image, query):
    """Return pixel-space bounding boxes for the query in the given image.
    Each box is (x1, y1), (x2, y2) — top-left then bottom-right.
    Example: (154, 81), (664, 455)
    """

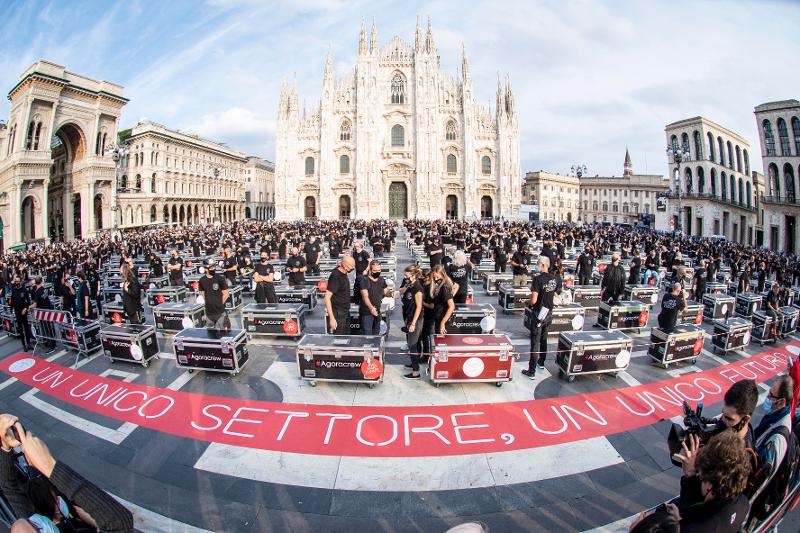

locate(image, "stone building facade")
(275, 19), (521, 220)
(245, 156), (275, 220)
(0, 61), (127, 246)
(662, 117), (760, 244)
(754, 99), (800, 253)
(521, 171), (579, 222)
(117, 121), (247, 228)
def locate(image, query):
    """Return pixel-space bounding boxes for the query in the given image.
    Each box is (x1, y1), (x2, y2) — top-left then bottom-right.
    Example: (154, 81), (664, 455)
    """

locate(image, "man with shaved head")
(326, 255), (356, 334)
(522, 255), (562, 379)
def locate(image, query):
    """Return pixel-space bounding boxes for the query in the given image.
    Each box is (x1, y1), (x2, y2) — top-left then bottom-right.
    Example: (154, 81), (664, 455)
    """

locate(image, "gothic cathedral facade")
(275, 20), (521, 220)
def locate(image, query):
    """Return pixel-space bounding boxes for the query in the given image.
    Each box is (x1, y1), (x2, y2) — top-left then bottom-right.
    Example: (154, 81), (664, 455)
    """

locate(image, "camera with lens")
(667, 400), (723, 466)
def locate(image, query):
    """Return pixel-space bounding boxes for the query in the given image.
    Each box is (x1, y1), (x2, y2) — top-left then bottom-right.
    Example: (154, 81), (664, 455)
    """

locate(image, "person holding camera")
(0, 414), (134, 532)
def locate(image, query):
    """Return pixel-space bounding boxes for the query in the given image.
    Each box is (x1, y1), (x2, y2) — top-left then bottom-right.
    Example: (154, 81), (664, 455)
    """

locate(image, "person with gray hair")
(601, 252), (626, 304)
(522, 255), (562, 379)
(446, 250), (471, 304)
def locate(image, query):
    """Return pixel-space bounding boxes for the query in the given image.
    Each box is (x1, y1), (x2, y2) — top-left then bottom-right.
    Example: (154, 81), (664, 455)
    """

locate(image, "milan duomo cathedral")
(274, 19), (521, 220)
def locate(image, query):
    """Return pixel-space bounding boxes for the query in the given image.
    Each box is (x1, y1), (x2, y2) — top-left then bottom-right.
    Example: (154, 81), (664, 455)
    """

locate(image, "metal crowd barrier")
(31, 308), (102, 367)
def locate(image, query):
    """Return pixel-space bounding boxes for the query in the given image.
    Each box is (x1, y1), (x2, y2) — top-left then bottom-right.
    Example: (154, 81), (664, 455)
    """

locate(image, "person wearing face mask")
(198, 259), (230, 330)
(10, 277), (33, 352)
(253, 253), (277, 304)
(285, 247), (307, 287)
(325, 255), (355, 335)
(400, 265), (425, 380)
(167, 249), (184, 287)
(359, 260), (390, 336)
(427, 265), (456, 336)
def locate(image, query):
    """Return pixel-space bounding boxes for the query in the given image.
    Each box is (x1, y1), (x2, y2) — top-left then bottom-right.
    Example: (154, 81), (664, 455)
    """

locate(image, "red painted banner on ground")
(0, 347), (794, 457)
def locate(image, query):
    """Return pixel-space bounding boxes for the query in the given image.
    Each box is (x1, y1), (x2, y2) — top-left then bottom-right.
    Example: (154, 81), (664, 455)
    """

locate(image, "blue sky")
(1, 0), (798, 177)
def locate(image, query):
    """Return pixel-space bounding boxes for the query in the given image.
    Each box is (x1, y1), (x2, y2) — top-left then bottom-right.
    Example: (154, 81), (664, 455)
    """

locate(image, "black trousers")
(528, 316), (551, 371)
(578, 273), (590, 286)
(255, 283), (277, 304)
(307, 262), (320, 275)
(15, 312), (32, 348)
(332, 307), (351, 335)
(495, 262), (507, 273)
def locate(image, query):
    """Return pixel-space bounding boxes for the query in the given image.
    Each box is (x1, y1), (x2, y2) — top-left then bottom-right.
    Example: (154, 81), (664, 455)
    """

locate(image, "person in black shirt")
(75, 271), (92, 319)
(359, 260), (390, 335)
(428, 237), (443, 268)
(446, 250), (471, 304)
(757, 261), (768, 293)
(325, 256), (355, 334)
(198, 260), (230, 329)
(253, 252), (277, 303)
(511, 247), (531, 286)
(628, 250), (642, 284)
(59, 270), (76, 314)
(121, 266), (143, 325)
(522, 256), (562, 378)
(400, 265), (425, 379)
(492, 243), (507, 273)
(577, 247), (594, 286)
(352, 241), (371, 276)
(427, 265), (455, 335)
(221, 246), (238, 287)
(601, 253), (626, 304)
(694, 260), (708, 300)
(285, 247), (307, 287)
(149, 252), (164, 278)
(765, 283), (781, 339)
(467, 239), (483, 267)
(644, 249), (660, 287)
(658, 283), (686, 334)
(167, 249), (184, 287)
(304, 236), (322, 274)
(9, 277), (33, 351)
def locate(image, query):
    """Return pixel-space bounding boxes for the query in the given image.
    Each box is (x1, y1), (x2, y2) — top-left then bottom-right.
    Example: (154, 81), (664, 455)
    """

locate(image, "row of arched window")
(304, 154), (493, 176)
(25, 120), (43, 151)
(678, 166), (756, 207)
(670, 131), (750, 174)
(766, 162), (800, 201)
(337, 118), (463, 143)
(762, 117), (800, 158)
(584, 201), (647, 214)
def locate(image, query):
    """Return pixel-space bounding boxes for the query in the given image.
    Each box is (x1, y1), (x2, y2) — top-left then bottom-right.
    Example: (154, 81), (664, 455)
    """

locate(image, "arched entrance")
(94, 194), (103, 231)
(480, 196), (493, 218)
(179, 205), (185, 225)
(245, 207), (251, 218)
(339, 195), (351, 219)
(446, 195), (458, 220)
(567, 212), (572, 223)
(171, 205), (177, 224)
(304, 196), (316, 219)
(72, 193), (82, 237)
(388, 182), (407, 219)
(21, 197), (36, 241)
(163, 205), (169, 223)
(150, 205), (157, 223)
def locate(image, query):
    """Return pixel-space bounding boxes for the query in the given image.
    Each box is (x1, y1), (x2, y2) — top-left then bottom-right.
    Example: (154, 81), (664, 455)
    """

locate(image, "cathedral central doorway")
(480, 196), (493, 218)
(446, 195), (458, 220)
(388, 182), (407, 219)
(339, 195), (351, 219)
(304, 196), (316, 219)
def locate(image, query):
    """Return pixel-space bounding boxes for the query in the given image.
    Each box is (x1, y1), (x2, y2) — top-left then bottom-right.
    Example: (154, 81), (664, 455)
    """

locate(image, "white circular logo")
(650, 293), (658, 304)
(130, 344), (143, 361)
(115, 294), (122, 303)
(197, 294), (205, 305)
(743, 331), (751, 346)
(273, 271), (282, 281)
(572, 314), (585, 330)
(615, 349), (631, 368)
(462, 357), (485, 378)
(8, 358), (35, 374)
(379, 320), (388, 336)
(480, 316), (496, 333)
(181, 317), (194, 329)
(721, 304), (728, 315)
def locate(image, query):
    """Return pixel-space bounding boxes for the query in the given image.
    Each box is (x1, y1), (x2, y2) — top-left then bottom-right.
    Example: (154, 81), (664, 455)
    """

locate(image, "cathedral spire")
(425, 17), (435, 52)
(496, 72), (504, 117)
(358, 19), (367, 54)
(505, 74), (515, 114)
(461, 43), (470, 80)
(323, 46), (333, 83)
(279, 78), (288, 116)
(624, 146), (634, 176)
(370, 18), (377, 52)
(415, 16), (422, 51)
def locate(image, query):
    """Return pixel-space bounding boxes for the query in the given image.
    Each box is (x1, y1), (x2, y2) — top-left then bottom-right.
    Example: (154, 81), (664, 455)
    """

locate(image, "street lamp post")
(571, 164), (586, 222)
(209, 165), (222, 225)
(107, 142), (129, 237)
(666, 145), (690, 235)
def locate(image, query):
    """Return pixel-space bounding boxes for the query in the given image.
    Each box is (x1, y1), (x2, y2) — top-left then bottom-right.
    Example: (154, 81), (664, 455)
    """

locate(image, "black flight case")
(711, 317), (752, 354)
(241, 303), (306, 337)
(99, 324), (160, 367)
(153, 302), (205, 333)
(596, 301), (648, 332)
(556, 330), (633, 382)
(648, 325), (704, 367)
(173, 328), (250, 375)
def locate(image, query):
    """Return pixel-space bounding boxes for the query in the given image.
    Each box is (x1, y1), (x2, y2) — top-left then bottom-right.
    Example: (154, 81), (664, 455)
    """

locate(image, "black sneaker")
(537, 363), (546, 370)
(404, 364), (413, 369)
(521, 369), (536, 379)
(403, 373), (421, 380)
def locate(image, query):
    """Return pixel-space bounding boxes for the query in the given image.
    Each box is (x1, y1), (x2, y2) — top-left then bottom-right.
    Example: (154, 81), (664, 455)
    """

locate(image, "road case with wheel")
(596, 301), (648, 332)
(102, 286), (123, 304)
(483, 272), (513, 295)
(153, 302), (205, 333)
(780, 305), (799, 337)
(624, 284), (660, 308)
(1, 305), (19, 337)
(242, 303), (306, 337)
(703, 294), (734, 321)
(102, 302), (126, 324)
(751, 310), (779, 345)
(296, 334), (384, 387)
(174, 328), (249, 375)
(523, 304), (586, 336)
(147, 285), (188, 307)
(498, 284), (531, 313)
(679, 301), (705, 326)
(99, 324), (160, 367)
(648, 325), (704, 367)
(223, 285), (243, 310)
(568, 285), (603, 310)
(323, 305), (390, 336)
(444, 304), (496, 334)
(705, 282), (727, 295)
(60, 318), (103, 355)
(184, 275), (202, 294)
(711, 317), (752, 354)
(275, 286), (317, 310)
(430, 334), (514, 387)
(735, 292), (762, 319)
(556, 330), (633, 382)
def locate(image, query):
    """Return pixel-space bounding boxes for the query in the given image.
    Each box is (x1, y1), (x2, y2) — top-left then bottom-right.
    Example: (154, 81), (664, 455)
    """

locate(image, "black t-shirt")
(168, 257), (183, 280)
(493, 245), (507, 263)
(511, 251), (530, 275)
(327, 268), (351, 312)
(431, 282), (453, 319)
(254, 262), (274, 286)
(402, 280), (423, 323)
(530, 272), (561, 315)
(644, 255), (659, 271)
(286, 255), (306, 284)
(199, 274), (227, 318)
(359, 274), (387, 315)
(353, 250), (370, 275)
(151, 257), (164, 277)
(32, 285), (52, 309)
(446, 263), (470, 296)
(694, 267), (707, 291)
(223, 255), (238, 281)
(659, 291), (684, 331)
(766, 290), (780, 312)
(428, 244), (443, 267)
(304, 242), (321, 264)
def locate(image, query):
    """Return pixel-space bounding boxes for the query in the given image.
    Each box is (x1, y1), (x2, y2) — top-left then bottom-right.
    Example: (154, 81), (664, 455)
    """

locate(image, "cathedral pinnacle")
(415, 16), (422, 50)
(461, 43), (470, 80)
(425, 17), (435, 52)
(358, 19), (367, 54)
(370, 18), (377, 52)
(324, 46), (333, 83)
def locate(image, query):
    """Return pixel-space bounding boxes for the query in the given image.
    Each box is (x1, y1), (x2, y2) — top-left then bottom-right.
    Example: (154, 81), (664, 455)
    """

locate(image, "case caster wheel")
(188, 369), (194, 373)
(612, 372), (619, 378)
(567, 374), (576, 383)
(691, 358), (697, 364)
(309, 381), (317, 387)
(433, 382), (440, 388)
(495, 381), (503, 387)
(142, 361), (149, 368)
(368, 383), (376, 389)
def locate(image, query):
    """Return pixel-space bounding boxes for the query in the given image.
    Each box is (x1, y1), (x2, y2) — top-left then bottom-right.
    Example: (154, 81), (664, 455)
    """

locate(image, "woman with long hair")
(121, 264), (143, 324)
(428, 265), (456, 336)
(400, 265), (425, 379)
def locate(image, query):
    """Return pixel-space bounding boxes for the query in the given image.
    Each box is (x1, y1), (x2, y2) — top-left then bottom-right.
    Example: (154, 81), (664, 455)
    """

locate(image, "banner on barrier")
(0, 346), (794, 458)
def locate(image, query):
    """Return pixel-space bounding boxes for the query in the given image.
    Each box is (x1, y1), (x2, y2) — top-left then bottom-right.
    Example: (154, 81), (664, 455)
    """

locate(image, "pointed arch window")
(305, 156), (315, 176)
(339, 154), (350, 174)
(391, 125), (404, 147)
(340, 119), (352, 141)
(763, 120), (776, 156)
(447, 154), (457, 174)
(445, 120), (457, 141)
(390, 72), (406, 104)
(481, 156), (491, 175)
